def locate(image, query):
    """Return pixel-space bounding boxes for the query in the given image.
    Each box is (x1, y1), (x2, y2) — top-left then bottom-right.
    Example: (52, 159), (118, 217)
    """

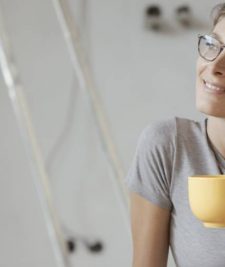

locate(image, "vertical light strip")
(0, 9), (70, 267)
(51, 0), (131, 232)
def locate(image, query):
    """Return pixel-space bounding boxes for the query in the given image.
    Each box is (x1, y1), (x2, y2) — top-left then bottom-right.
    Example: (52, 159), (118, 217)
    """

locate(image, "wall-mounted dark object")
(66, 236), (104, 254)
(175, 5), (192, 27)
(145, 5), (162, 31)
(66, 238), (76, 253)
(83, 240), (104, 253)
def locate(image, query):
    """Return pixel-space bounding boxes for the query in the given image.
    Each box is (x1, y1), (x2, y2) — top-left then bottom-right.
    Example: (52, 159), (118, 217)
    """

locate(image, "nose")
(210, 50), (225, 77)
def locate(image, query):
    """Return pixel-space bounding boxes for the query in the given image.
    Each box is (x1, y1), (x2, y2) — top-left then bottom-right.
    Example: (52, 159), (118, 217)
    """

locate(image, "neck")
(207, 116), (225, 159)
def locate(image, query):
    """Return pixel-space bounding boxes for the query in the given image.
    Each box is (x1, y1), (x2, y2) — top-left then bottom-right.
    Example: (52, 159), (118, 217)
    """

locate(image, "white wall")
(0, 0), (221, 266)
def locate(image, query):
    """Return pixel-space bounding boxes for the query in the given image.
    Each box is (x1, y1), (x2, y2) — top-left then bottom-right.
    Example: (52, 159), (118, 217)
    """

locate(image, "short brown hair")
(211, 3), (225, 26)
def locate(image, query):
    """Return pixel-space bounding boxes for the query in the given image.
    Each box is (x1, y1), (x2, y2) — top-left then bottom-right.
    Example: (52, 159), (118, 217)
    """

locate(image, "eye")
(202, 35), (221, 50)
(205, 41), (218, 51)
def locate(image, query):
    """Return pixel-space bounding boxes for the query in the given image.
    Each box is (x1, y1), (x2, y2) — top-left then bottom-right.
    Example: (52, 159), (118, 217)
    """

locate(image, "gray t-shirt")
(125, 116), (225, 267)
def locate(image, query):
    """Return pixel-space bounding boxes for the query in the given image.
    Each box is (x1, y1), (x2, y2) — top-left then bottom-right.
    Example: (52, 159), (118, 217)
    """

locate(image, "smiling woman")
(125, 3), (225, 267)
(196, 6), (225, 122)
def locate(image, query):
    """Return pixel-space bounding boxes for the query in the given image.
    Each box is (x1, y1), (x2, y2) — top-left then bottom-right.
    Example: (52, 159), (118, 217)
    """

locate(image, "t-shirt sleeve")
(125, 119), (175, 210)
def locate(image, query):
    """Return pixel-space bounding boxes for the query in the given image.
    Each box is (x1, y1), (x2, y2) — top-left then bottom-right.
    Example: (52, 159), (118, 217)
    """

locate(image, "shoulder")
(138, 117), (176, 148)
(137, 116), (203, 151)
(174, 116), (204, 141)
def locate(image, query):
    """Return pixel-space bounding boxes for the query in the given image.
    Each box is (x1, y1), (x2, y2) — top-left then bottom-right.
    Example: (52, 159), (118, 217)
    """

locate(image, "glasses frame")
(198, 34), (225, 62)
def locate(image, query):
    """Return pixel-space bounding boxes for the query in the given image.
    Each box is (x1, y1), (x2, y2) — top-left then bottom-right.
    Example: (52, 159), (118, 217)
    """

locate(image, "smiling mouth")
(203, 80), (225, 94)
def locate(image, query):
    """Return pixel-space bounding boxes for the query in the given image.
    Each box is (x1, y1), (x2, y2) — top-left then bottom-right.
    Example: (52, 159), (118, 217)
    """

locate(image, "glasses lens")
(198, 35), (220, 61)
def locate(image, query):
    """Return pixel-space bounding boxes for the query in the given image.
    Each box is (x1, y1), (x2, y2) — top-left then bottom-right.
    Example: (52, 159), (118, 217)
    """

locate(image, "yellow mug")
(188, 175), (225, 228)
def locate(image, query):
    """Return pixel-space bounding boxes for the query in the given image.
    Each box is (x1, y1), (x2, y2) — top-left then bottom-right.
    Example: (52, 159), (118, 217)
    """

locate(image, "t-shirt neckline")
(204, 117), (225, 173)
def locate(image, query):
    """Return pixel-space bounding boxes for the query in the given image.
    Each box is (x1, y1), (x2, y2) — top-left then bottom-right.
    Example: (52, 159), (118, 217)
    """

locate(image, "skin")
(196, 17), (225, 157)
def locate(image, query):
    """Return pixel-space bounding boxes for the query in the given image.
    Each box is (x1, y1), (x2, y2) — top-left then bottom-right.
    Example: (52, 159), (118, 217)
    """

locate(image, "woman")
(125, 3), (225, 267)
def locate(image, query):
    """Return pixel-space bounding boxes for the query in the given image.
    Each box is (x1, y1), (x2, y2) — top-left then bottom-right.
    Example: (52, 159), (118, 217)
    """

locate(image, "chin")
(196, 103), (225, 118)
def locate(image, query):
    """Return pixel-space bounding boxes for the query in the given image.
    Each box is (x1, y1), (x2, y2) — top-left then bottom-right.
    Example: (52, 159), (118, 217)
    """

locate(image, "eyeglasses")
(198, 34), (225, 62)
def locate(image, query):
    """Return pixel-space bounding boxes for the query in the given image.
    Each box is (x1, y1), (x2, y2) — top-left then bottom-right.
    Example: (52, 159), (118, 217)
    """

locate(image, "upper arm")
(130, 191), (171, 267)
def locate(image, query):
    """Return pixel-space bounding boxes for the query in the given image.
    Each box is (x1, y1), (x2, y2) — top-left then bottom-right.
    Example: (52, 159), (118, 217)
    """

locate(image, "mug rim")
(189, 175), (225, 178)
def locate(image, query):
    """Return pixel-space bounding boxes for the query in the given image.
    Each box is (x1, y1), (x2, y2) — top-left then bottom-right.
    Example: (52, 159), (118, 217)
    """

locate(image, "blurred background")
(0, 0), (219, 266)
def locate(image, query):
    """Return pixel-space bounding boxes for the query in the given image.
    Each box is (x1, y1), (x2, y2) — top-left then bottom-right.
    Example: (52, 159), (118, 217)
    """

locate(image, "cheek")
(196, 57), (204, 75)
(196, 57), (206, 85)
(196, 59), (202, 87)
(195, 59), (207, 101)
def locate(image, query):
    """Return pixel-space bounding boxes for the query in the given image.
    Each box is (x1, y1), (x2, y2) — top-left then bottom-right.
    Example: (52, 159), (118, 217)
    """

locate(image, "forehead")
(213, 17), (225, 42)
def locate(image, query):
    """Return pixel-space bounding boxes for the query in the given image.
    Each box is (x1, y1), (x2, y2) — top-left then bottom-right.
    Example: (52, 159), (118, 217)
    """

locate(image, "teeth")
(205, 82), (225, 92)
